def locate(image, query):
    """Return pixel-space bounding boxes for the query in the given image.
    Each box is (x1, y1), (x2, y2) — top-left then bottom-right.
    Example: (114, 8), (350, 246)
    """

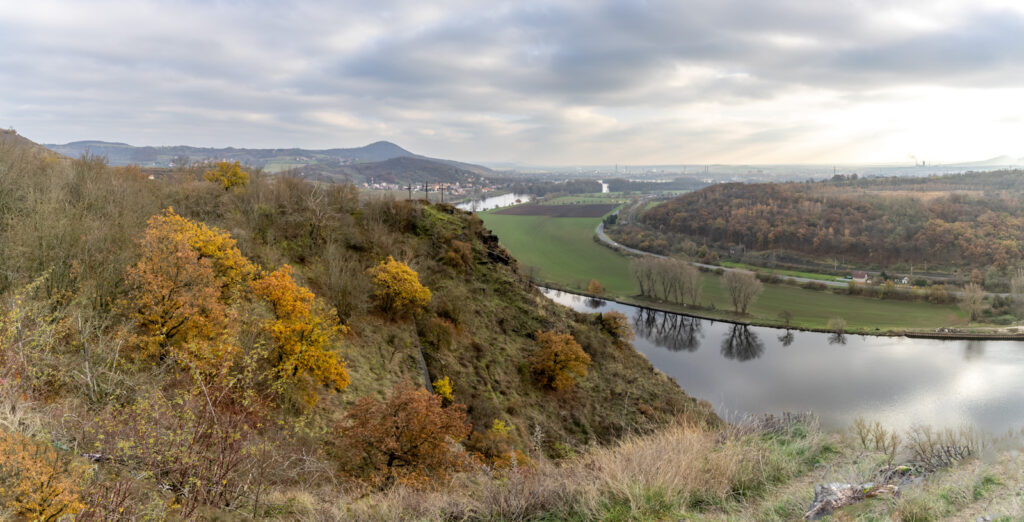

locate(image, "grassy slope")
(481, 213), (966, 332)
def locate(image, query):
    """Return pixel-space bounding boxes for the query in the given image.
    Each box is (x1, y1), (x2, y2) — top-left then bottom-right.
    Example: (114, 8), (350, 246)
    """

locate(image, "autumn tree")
(600, 310), (634, 347)
(529, 331), (592, 391)
(121, 208), (248, 369)
(203, 160), (249, 191)
(722, 269), (763, 314)
(0, 430), (88, 519)
(368, 256), (431, 317)
(960, 283), (985, 321)
(587, 279), (605, 295)
(339, 383), (471, 487)
(250, 264), (350, 396)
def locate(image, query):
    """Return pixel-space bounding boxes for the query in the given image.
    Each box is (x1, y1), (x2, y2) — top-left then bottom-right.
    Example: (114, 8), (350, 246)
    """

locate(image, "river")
(541, 288), (1024, 433)
(455, 192), (533, 212)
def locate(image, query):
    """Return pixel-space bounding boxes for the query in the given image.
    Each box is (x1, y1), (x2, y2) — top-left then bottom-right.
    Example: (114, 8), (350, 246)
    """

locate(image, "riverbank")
(540, 282), (1024, 340)
(482, 212), (969, 333)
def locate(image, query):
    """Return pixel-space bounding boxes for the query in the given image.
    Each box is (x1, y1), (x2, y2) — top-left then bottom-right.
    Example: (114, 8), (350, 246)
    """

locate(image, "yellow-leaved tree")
(529, 331), (592, 391)
(368, 256), (431, 317)
(203, 160), (249, 191)
(250, 265), (350, 397)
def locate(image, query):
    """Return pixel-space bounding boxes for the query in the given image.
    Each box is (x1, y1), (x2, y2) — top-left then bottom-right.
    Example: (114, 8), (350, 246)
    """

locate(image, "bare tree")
(680, 264), (701, 306)
(959, 283), (985, 321)
(722, 270), (763, 314)
(1011, 268), (1024, 317)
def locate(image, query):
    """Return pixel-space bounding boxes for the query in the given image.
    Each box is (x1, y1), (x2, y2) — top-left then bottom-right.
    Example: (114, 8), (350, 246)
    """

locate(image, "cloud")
(2, 0), (1024, 164)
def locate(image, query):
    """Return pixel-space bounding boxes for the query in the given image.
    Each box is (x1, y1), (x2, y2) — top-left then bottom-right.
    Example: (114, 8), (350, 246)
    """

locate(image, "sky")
(3, 0), (1024, 165)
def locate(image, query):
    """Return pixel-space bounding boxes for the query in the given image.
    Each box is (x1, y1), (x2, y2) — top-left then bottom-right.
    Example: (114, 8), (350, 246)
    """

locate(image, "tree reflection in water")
(632, 308), (703, 352)
(721, 324), (765, 361)
(777, 329), (795, 347)
(964, 340), (985, 360)
(585, 298), (604, 309)
(828, 332), (847, 345)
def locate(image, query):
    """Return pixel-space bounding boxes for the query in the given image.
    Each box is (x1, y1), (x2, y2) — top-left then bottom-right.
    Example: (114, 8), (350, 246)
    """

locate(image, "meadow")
(480, 212), (966, 332)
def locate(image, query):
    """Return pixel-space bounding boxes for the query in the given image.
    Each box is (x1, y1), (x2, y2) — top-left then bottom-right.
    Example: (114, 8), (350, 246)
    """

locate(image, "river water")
(541, 288), (1024, 433)
(455, 193), (533, 212)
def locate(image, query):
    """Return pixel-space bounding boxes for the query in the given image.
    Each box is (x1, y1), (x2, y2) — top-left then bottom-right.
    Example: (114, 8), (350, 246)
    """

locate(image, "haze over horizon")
(4, 0), (1024, 166)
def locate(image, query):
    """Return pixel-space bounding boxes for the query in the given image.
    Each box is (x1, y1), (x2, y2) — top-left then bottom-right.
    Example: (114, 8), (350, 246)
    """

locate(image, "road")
(595, 221), (851, 288)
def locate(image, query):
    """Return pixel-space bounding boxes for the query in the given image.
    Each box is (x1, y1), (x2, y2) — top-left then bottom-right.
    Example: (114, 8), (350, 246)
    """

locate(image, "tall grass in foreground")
(335, 416), (831, 521)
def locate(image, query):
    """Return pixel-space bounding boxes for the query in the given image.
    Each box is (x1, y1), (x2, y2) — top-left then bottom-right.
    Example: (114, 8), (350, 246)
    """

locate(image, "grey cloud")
(2, 0), (1023, 162)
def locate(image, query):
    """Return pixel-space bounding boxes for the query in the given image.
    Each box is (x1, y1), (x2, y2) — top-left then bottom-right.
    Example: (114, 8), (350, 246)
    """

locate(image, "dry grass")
(325, 416), (830, 521)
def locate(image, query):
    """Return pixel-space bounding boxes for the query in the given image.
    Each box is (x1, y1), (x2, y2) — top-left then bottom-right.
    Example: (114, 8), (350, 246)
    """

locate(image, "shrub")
(339, 383), (471, 488)
(600, 311), (635, 347)
(432, 376), (454, 402)
(368, 256), (432, 318)
(587, 279), (605, 295)
(529, 331), (592, 391)
(0, 430), (88, 519)
(419, 317), (455, 351)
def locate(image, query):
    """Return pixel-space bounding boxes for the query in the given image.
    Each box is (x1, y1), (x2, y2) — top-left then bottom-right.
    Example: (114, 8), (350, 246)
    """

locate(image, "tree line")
(639, 180), (1024, 269)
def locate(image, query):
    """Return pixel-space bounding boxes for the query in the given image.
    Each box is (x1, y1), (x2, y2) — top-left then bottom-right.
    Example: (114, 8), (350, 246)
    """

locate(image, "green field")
(719, 261), (843, 282)
(481, 213), (966, 332)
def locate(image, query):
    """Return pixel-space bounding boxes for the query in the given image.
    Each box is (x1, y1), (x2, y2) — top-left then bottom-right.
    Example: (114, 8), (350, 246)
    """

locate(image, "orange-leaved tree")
(368, 256), (431, 317)
(339, 382), (470, 487)
(250, 264), (350, 395)
(0, 430), (88, 519)
(203, 160), (249, 191)
(529, 330), (592, 391)
(121, 208), (244, 369)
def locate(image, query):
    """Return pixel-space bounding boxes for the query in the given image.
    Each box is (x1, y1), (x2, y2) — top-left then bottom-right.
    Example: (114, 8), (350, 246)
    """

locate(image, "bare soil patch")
(493, 203), (617, 217)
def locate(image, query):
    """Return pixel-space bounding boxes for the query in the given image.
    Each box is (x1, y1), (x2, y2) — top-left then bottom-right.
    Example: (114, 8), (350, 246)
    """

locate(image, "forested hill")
(640, 173), (1024, 269)
(0, 134), (714, 517)
(42, 137), (496, 185)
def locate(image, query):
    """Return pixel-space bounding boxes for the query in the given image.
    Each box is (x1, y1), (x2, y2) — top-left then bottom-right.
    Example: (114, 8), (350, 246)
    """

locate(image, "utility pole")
(422, 181), (430, 200)
(406, 183), (413, 200)
(439, 184), (445, 203)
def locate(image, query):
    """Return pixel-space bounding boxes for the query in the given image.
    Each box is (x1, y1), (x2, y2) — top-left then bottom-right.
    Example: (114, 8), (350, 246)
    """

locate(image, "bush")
(368, 256), (432, 318)
(529, 331), (592, 391)
(0, 430), (88, 519)
(338, 383), (471, 487)
(599, 311), (634, 347)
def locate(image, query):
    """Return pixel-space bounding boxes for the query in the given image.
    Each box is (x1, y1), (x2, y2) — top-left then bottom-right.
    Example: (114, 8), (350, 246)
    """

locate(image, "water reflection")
(964, 340), (985, 360)
(632, 308), (703, 352)
(828, 332), (847, 345)
(539, 286), (1024, 433)
(720, 324), (765, 361)
(777, 330), (795, 347)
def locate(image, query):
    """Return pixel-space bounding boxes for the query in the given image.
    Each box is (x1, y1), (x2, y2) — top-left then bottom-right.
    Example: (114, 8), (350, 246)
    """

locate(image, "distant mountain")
(42, 138), (498, 185)
(301, 156), (490, 186)
(43, 140), (422, 168)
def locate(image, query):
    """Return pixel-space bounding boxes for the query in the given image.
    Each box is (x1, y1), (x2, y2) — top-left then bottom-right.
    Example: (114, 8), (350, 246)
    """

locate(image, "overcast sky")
(3, 0), (1024, 165)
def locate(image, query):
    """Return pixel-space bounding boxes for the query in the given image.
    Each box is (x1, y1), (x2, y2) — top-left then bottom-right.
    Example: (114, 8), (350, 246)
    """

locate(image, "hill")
(0, 132), (716, 517)
(0, 129), (64, 159)
(610, 172), (1024, 279)
(42, 138), (498, 185)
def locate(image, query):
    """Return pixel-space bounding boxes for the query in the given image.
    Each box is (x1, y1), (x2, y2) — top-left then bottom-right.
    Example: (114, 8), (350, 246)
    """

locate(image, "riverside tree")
(722, 270), (763, 314)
